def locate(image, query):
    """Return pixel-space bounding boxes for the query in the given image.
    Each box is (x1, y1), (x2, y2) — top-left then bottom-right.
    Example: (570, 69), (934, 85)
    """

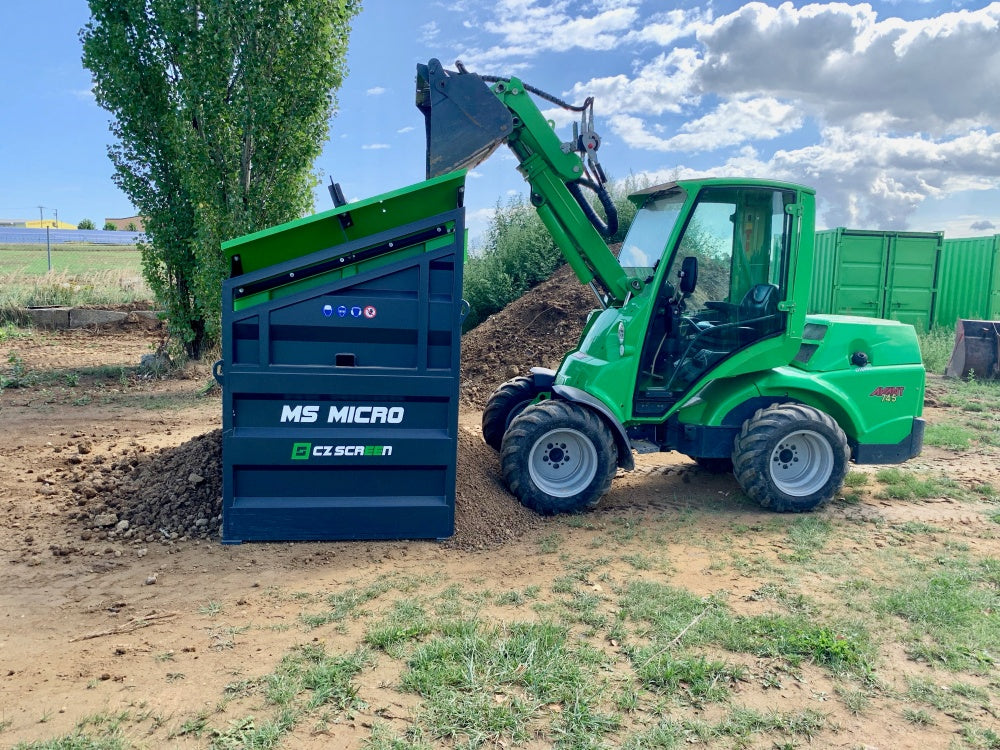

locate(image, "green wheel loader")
(417, 59), (925, 514)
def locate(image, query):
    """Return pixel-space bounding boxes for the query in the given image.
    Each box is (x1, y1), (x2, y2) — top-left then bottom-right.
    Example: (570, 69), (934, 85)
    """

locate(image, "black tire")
(501, 400), (617, 515)
(732, 403), (849, 512)
(691, 456), (733, 474)
(482, 375), (541, 450)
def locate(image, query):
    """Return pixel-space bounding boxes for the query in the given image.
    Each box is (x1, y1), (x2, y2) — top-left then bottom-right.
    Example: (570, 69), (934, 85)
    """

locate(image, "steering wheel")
(680, 316), (714, 337)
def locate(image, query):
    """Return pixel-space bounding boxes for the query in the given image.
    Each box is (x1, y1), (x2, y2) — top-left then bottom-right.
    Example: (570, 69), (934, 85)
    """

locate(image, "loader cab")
(622, 181), (799, 414)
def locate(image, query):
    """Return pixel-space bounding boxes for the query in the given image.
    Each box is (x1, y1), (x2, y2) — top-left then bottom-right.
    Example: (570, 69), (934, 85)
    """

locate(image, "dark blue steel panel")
(220, 208), (464, 542)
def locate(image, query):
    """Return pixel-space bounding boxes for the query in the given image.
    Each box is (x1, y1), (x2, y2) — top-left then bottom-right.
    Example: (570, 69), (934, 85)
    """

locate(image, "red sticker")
(363, 305), (377, 319)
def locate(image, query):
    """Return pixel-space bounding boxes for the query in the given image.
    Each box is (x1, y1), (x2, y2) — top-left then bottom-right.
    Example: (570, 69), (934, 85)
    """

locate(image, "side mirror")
(679, 256), (698, 295)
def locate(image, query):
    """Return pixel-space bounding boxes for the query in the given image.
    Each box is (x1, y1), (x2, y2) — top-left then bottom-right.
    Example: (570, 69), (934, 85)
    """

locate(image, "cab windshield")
(617, 190), (687, 273)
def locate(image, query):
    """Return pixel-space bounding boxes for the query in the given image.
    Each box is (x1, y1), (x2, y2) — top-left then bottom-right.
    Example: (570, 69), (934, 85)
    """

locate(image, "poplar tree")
(82, 0), (360, 357)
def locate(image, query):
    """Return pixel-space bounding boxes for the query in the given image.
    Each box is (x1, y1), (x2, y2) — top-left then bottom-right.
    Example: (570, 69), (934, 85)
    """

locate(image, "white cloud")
(457, 0), (640, 69)
(397, 126), (415, 134)
(566, 49), (703, 117)
(622, 8), (703, 46)
(610, 97), (803, 153)
(362, 143), (390, 150)
(638, 128), (1000, 228)
(694, 2), (1000, 132)
(366, 86), (386, 96)
(421, 21), (439, 43)
(465, 206), (498, 241)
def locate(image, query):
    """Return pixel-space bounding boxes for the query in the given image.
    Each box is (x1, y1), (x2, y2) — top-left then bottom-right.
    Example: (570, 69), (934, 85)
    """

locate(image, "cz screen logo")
(291, 442), (393, 460)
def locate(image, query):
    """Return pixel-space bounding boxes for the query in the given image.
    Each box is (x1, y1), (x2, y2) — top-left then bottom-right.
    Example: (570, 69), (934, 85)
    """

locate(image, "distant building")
(0, 219), (76, 229)
(104, 215), (147, 231)
(26, 219), (77, 229)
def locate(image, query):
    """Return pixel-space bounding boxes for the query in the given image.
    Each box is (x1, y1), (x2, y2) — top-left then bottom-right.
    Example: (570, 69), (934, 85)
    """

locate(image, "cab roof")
(628, 177), (815, 206)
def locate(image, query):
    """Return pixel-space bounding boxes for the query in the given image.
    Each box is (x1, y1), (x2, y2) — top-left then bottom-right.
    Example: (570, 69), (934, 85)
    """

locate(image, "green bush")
(917, 327), (955, 374)
(77, 218), (96, 230)
(102, 222), (117, 231)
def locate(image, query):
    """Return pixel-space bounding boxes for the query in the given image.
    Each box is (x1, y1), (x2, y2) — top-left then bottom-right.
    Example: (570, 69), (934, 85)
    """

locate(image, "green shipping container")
(809, 228), (942, 331)
(934, 234), (1000, 329)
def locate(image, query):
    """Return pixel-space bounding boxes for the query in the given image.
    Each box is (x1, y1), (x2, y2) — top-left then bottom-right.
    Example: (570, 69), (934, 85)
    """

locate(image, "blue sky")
(1, 0), (998, 244)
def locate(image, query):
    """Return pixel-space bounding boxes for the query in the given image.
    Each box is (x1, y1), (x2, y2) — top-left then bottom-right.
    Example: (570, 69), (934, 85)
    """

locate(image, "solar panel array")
(0, 227), (144, 245)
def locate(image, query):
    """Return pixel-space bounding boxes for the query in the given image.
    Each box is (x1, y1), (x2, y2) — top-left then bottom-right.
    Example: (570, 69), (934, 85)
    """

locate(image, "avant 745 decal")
(870, 386), (905, 402)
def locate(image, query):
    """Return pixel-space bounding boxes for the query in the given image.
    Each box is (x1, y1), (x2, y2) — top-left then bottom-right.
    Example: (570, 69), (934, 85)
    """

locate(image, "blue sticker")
(337, 305), (348, 318)
(351, 306), (362, 318)
(322, 304), (333, 317)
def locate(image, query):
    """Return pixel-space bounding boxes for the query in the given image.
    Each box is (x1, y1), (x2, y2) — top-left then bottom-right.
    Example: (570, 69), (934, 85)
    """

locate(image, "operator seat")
(737, 283), (781, 342)
(738, 283), (779, 321)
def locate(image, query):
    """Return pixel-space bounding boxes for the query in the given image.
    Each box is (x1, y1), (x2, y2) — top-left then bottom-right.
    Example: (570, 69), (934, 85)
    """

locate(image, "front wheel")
(501, 400), (617, 515)
(482, 375), (542, 451)
(732, 403), (849, 512)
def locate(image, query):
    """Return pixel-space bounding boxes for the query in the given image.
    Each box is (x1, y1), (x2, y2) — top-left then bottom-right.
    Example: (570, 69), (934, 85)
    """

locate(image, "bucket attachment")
(945, 319), (1000, 379)
(416, 59), (514, 179)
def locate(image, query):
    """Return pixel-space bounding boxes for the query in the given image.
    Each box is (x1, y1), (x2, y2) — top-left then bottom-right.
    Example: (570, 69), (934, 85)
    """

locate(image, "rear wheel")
(501, 400), (617, 515)
(482, 375), (542, 450)
(733, 403), (849, 512)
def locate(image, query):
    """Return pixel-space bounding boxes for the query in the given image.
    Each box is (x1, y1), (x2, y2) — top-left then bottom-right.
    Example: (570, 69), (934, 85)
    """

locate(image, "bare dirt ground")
(2, 293), (999, 749)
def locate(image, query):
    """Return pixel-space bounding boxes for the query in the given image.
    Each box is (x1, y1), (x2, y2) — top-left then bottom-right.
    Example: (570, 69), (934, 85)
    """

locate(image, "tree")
(103, 222), (118, 231)
(77, 218), (96, 230)
(81, 0), (359, 358)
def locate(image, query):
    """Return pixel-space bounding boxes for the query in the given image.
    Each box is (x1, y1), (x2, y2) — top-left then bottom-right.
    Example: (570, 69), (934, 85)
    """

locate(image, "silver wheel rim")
(527, 428), (598, 498)
(769, 429), (834, 496)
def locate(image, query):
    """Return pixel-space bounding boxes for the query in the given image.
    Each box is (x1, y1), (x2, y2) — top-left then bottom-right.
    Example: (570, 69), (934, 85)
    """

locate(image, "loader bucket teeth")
(417, 59), (514, 179)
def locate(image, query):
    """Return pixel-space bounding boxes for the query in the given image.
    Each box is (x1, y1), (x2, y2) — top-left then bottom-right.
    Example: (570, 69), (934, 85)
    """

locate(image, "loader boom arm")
(417, 59), (641, 304)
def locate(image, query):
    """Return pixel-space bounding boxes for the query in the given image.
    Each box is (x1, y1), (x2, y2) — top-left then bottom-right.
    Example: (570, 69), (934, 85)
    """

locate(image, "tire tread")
(732, 403), (848, 512)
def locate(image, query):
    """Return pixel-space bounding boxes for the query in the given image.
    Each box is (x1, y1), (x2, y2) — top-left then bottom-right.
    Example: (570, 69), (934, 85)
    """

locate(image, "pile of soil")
(448, 425), (542, 550)
(67, 431), (224, 547)
(64, 427), (538, 552)
(459, 264), (595, 408)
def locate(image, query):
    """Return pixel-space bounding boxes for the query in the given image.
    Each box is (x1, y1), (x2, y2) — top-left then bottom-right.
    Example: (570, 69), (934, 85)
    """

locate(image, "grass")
(616, 580), (873, 676)
(401, 619), (619, 748)
(365, 599), (433, 655)
(876, 558), (1000, 672)
(924, 422), (976, 450)
(0, 354), (196, 409)
(0, 270), (151, 315)
(171, 643), (369, 748)
(0, 244), (142, 275)
(0, 242), (151, 315)
(301, 581), (394, 629)
(783, 516), (832, 562)
(622, 707), (827, 748)
(874, 468), (961, 501)
(12, 711), (132, 750)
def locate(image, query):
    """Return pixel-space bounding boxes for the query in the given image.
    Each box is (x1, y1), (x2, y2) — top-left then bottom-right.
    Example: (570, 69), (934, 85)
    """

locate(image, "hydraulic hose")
(567, 179), (619, 239)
